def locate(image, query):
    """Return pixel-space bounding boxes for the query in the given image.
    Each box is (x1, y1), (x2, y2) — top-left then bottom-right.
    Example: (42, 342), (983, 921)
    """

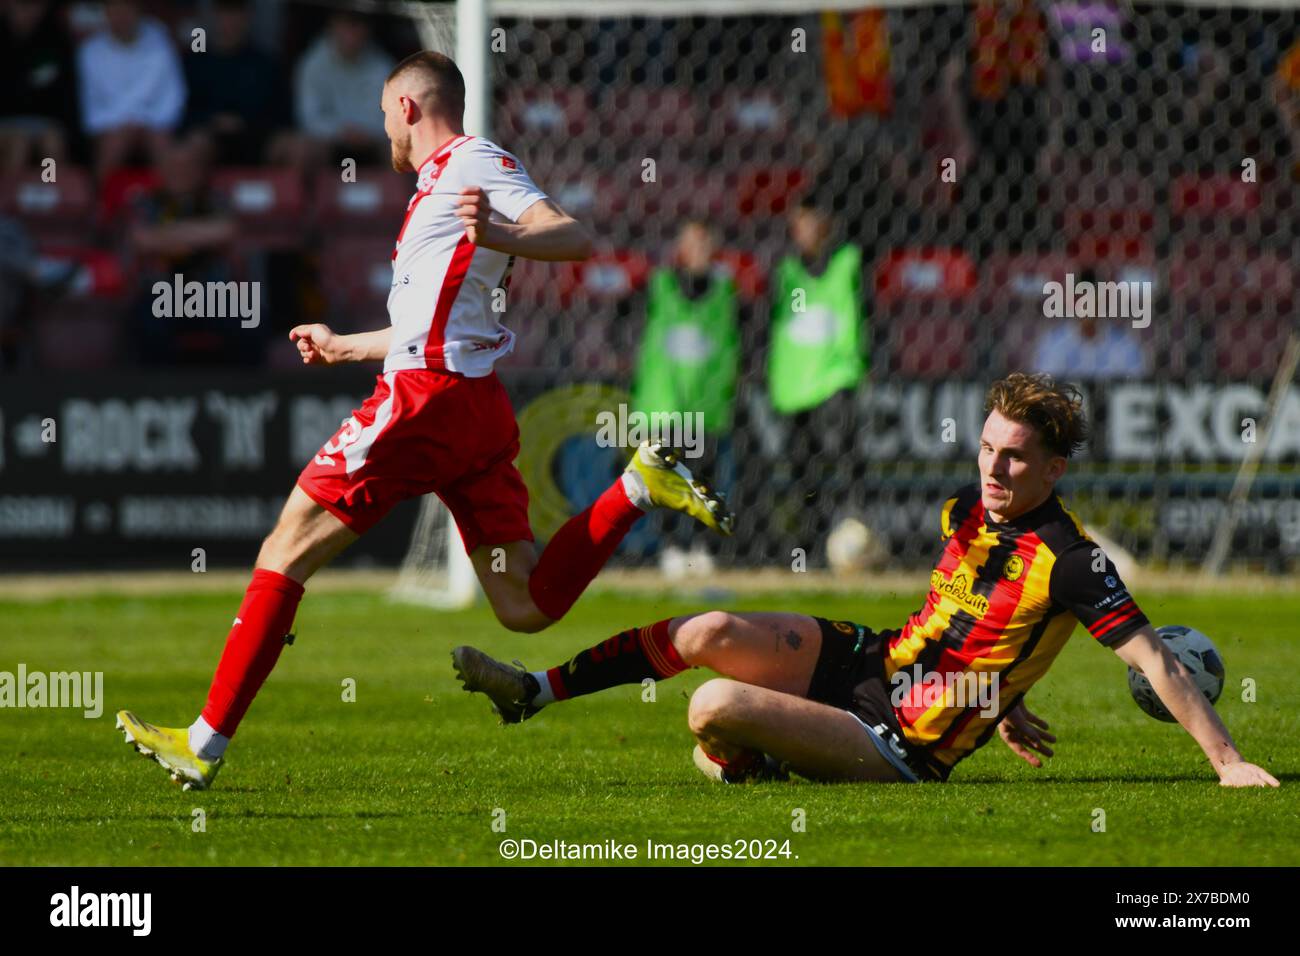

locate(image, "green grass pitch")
(2, 587), (1296, 866)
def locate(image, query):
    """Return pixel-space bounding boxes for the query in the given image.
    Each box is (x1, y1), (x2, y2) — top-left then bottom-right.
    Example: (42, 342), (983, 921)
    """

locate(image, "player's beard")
(390, 133), (412, 173)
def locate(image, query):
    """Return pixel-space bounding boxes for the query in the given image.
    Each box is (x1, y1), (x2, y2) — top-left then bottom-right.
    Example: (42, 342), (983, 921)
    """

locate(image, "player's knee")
(675, 611), (741, 665)
(688, 678), (745, 737)
(490, 600), (552, 634)
(254, 528), (292, 575)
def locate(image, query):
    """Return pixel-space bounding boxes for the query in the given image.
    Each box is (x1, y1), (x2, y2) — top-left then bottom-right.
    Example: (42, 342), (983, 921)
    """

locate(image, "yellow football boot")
(624, 440), (734, 535)
(116, 710), (222, 791)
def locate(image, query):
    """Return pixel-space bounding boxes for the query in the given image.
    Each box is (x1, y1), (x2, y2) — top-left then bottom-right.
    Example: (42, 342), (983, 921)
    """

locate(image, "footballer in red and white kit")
(294, 133), (550, 548)
(115, 51), (734, 791)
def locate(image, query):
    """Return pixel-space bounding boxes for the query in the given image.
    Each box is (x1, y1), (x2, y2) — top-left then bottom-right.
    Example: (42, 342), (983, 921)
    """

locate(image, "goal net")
(393, 0), (1298, 583)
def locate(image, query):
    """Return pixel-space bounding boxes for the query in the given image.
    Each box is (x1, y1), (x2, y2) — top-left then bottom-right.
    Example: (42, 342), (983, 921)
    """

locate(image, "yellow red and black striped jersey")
(884, 484), (1148, 781)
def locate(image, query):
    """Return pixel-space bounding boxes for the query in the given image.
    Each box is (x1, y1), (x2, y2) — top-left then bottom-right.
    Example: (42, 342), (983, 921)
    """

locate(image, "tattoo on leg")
(785, 629), (802, 651)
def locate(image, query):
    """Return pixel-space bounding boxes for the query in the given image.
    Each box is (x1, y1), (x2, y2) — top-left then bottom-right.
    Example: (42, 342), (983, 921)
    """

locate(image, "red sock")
(703, 748), (762, 777)
(200, 569), (305, 738)
(528, 476), (644, 621)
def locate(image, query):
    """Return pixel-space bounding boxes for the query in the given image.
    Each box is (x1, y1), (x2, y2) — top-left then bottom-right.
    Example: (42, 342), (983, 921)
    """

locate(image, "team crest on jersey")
(1003, 554), (1025, 581)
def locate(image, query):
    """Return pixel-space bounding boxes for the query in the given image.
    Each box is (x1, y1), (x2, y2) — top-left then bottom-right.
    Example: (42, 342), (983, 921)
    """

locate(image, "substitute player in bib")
(116, 52), (733, 790)
(455, 374), (1278, 788)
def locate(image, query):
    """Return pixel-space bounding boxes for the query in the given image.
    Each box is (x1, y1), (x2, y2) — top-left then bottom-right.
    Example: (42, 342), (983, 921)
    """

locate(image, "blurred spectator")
(766, 198), (868, 558)
(184, 0), (292, 165)
(768, 198), (868, 415)
(125, 135), (256, 366)
(0, 0), (78, 172)
(1032, 316), (1149, 381)
(1274, 34), (1300, 175)
(821, 9), (892, 117)
(946, 0), (1049, 252)
(289, 11), (394, 168)
(632, 220), (741, 441)
(77, 0), (186, 180)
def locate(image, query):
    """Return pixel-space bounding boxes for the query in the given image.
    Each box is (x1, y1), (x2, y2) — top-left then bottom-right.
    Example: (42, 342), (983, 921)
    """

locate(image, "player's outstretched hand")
(289, 323), (346, 365)
(997, 701), (1056, 768)
(455, 186), (492, 245)
(1218, 761), (1280, 788)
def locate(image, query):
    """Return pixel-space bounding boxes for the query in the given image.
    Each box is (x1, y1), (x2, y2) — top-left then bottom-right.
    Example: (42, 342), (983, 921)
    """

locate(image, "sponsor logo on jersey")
(930, 569), (989, 617)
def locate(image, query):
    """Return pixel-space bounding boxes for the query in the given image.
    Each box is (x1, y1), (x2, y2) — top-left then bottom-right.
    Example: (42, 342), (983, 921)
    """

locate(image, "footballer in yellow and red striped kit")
(453, 373), (1278, 789)
(878, 481), (1148, 781)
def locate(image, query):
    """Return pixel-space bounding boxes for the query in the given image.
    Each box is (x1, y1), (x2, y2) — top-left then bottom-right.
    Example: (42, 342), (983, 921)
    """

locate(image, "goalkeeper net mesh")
(400, 0), (1298, 589)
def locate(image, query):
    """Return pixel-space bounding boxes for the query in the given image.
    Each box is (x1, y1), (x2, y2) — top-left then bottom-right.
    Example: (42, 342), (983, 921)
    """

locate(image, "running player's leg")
(688, 679), (903, 782)
(523, 442), (734, 624)
(444, 371), (733, 632)
(454, 447), (735, 633)
(118, 372), (422, 787)
(468, 540), (546, 633)
(194, 486), (358, 750)
(116, 486), (361, 789)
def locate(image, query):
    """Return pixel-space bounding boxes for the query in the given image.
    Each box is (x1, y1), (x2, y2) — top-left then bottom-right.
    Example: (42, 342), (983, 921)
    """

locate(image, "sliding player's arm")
(288, 324), (391, 365)
(456, 189), (592, 261)
(1112, 627), (1279, 788)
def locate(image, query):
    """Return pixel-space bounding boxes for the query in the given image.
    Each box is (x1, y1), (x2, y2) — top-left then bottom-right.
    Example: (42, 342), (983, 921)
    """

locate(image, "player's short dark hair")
(386, 51), (465, 120)
(985, 373), (1089, 458)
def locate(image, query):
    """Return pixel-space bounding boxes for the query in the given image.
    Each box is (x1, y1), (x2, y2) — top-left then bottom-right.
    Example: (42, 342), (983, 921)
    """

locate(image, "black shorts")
(806, 617), (940, 782)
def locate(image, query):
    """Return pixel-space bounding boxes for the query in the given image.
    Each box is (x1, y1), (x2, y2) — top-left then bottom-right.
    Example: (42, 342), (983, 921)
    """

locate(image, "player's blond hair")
(985, 373), (1089, 458)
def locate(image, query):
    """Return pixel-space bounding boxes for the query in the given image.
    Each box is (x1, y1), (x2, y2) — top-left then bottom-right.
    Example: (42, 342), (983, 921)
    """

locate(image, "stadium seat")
(1171, 172), (1262, 220)
(1214, 316), (1290, 378)
(313, 170), (415, 234)
(1063, 197), (1155, 263)
(96, 167), (161, 226)
(318, 237), (394, 319)
(563, 249), (652, 308)
(505, 255), (567, 310)
(32, 301), (122, 370)
(0, 168), (94, 243)
(874, 250), (978, 379)
(732, 165), (807, 219)
(885, 305), (977, 378)
(211, 168), (306, 250)
(34, 244), (128, 299)
(713, 249), (767, 303)
(704, 87), (796, 163)
(1170, 243), (1292, 318)
(497, 86), (596, 150)
(601, 87), (706, 162)
(619, 165), (734, 232)
(874, 248), (978, 306)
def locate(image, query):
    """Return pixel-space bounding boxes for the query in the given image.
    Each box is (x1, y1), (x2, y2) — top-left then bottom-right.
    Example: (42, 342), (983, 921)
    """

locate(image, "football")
(1127, 625), (1226, 722)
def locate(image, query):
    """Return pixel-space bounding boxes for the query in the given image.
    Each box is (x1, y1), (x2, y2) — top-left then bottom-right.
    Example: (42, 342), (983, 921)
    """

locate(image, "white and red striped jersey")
(384, 134), (549, 376)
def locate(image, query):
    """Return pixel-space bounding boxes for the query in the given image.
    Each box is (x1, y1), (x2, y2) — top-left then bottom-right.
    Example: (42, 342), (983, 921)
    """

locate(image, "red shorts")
(296, 369), (533, 552)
